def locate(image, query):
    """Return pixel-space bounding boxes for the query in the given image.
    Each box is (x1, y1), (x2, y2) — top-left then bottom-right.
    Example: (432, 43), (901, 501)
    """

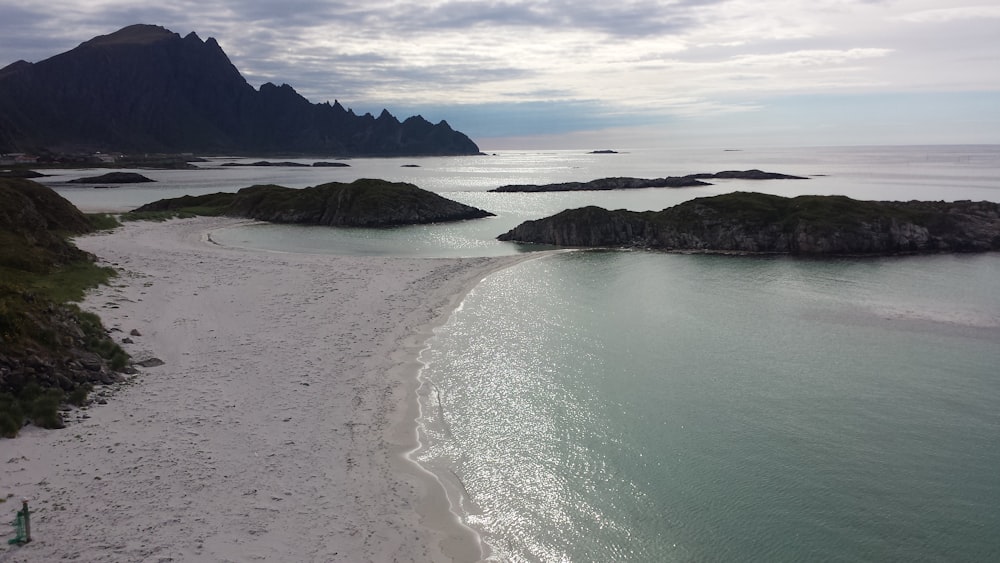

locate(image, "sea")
(46, 145), (1000, 562)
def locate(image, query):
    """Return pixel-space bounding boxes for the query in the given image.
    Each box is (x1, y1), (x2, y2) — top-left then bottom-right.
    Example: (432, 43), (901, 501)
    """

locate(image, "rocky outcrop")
(0, 169), (44, 178)
(219, 161), (351, 167)
(690, 169), (808, 180)
(0, 306), (125, 392)
(498, 192), (1000, 255)
(68, 172), (155, 184)
(1, 179), (128, 435)
(0, 177), (94, 266)
(491, 176), (710, 192)
(133, 178), (494, 227)
(490, 170), (806, 192)
(0, 24), (480, 156)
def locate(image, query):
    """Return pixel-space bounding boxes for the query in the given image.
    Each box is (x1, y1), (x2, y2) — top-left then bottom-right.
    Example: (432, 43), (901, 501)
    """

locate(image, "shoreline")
(2, 216), (534, 562)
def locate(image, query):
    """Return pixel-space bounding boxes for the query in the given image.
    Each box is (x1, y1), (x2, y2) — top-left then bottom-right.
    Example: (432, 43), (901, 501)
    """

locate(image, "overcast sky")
(1, 0), (998, 149)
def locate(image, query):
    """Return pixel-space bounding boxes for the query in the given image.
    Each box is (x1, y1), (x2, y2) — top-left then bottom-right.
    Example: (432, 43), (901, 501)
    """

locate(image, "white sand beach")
(2, 217), (529, 562)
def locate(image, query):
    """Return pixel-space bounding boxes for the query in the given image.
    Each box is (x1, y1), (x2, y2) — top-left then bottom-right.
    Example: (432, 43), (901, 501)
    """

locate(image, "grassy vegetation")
(1, 178), (128, 437)
(120, 210), (200, 222)
(129, 191), (237, 217)
(1, 260), (117, 303)
(655, 192), (932, 233)
(129, 179), (492, 227)
(86, 213), (122, 230)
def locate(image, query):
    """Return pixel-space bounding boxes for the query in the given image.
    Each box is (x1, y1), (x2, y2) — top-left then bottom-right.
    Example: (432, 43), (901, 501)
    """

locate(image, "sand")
(2, 217), (531, 562)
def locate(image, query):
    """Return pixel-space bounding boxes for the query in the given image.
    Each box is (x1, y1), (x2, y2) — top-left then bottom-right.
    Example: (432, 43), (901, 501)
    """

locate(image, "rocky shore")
(498, 192), (1000, 254)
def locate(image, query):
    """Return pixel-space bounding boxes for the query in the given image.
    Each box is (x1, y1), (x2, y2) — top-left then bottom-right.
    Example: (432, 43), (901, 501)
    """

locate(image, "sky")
(1, 0), (998, 149)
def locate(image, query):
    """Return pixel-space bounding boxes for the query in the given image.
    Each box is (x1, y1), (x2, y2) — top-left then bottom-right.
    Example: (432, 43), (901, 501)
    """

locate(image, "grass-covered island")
(498, 192), (1000, 254)
(133, 178), (494, 226)
(0, 179), (128, 437)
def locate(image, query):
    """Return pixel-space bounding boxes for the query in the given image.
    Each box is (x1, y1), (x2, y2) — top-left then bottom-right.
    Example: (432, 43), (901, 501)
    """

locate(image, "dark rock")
(68, 172), (155, 184)
(129, 329), (141, 336)
(490, 170), (806, 193)
(121, 337), (133, 344)
(135, 357), (164, 368)
(76, 352), (104, 371)
(689, 169), (809, 180)
(0, 169), (45, 178)
(492, 176), (711, 193)
(0, 24), (480, 156)
(134, 178), (495, 227)
(220, 161), (310, 167)
(498, 192), (1000, 255)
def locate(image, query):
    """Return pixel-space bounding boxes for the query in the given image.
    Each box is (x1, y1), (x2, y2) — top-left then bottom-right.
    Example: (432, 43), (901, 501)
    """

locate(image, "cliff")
(133, 178), (494, 226)
(497, 192), (1000, 255)
(0, 24), (480, 156)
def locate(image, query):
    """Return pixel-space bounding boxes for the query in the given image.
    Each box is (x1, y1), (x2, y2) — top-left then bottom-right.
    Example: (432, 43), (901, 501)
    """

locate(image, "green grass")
(120, 210), (199, 222)
(1, 260), (116, 303)
(1, 179), (130, 437)
(86, 213), (122, 230)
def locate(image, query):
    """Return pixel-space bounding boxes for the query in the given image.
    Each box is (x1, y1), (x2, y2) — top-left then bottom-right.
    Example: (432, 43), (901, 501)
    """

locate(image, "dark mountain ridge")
(0, 24), (480, 156)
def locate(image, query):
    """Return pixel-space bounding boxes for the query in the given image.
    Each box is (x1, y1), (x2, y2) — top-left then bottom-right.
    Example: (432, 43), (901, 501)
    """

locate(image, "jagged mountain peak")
(84, 24), (180, 47)
(0, 24), (480, 156)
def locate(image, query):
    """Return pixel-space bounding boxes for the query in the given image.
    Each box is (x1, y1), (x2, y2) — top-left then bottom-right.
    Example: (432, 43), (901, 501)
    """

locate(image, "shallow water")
(417, 251), (1000, 562)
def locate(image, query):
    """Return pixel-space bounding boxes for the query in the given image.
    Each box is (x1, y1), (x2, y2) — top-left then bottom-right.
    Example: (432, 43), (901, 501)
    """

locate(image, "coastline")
(2, 216), (532, 562)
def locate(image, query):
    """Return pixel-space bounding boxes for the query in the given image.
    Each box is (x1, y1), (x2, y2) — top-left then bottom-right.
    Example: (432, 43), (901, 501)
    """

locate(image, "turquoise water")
(47, 145), (1000, 561)
(416, 251), (1000, 562)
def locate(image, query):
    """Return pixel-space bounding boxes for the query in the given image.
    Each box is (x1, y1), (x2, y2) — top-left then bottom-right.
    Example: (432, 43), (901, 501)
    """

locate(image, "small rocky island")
(134, 178), (493, 227)
(67, 172), (155, 184)
(220, 161), (351, 167)
(498, 192), (1000, 255)
(490, 170), (806, 192)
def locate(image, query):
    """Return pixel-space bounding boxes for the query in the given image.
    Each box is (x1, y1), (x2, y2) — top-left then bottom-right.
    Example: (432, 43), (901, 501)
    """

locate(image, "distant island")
(0, 24), (480, 157)
(589, 150), (619, 154)
(220, 161), (351, 168)
(67, 172), (155, 184)
(498, 192), (1000, 255)
(133, 178), (494, 227)
(490, 170), (807, 193)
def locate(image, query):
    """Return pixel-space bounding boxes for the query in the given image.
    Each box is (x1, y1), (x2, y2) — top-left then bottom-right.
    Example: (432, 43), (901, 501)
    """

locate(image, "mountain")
(0, 24), (480, 156)
(498, 192), (1000, 254)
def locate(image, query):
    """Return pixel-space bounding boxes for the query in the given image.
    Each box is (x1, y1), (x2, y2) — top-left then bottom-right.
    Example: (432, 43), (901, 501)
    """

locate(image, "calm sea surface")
(49, 146), (1000, 561)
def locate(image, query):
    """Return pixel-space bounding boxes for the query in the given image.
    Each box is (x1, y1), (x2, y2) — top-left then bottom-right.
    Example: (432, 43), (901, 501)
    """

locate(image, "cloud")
(899, 5), (1000, 24)
(0, 0), (998, 146)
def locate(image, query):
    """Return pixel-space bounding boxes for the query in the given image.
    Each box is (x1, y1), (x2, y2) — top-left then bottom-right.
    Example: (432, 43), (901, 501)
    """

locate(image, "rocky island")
(133, 178), (494, 227)
(220, 161), (351, 168)
(498, 192), (1000, 255)
(67, 172), (155, 184)
(490, 169), (807, 192)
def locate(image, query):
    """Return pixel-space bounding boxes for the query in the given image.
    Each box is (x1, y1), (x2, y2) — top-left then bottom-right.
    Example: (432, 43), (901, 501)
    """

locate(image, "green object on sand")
(7, 501), (30, 545)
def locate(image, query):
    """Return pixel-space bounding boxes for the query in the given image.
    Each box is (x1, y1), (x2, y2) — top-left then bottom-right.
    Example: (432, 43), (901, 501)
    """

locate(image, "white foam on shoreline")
(0, 216), (533, 562)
